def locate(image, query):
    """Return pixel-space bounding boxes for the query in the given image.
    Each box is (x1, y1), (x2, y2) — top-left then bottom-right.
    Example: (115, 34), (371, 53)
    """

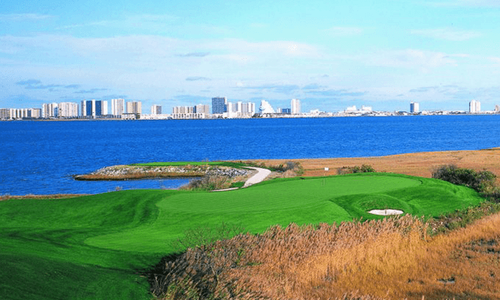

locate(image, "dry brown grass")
(151, 213), (500, 299)
(250, 148), (500, 184)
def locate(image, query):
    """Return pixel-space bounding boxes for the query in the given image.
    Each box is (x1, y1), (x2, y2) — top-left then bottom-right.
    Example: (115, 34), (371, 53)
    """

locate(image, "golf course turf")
(0, 173), (483, 299)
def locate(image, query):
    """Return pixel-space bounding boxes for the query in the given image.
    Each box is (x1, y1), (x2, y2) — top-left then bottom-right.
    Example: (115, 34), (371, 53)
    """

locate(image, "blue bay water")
(1, 115), (499, 195)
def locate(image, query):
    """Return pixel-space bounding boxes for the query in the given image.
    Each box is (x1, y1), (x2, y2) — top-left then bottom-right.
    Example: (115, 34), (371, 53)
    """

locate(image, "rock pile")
(74, 165), (249, 180)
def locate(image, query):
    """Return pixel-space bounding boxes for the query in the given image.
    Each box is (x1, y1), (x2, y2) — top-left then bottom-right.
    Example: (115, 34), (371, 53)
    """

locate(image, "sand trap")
(368, 209), (404, 216)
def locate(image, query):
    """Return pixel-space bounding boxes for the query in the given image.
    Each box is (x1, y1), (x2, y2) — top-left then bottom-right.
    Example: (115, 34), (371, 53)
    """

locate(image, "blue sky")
(1, 0), (499, 112)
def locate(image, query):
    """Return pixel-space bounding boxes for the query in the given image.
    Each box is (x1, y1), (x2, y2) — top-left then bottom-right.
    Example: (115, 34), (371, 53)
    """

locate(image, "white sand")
(368, 209), (404, 216)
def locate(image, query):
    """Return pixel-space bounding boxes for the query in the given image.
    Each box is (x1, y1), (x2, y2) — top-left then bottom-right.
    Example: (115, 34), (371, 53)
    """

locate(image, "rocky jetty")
(73, 165), (249, 181)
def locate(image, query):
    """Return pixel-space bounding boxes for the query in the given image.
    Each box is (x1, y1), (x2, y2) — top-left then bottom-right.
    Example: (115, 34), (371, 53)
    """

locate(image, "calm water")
(1, 115), (499, 195)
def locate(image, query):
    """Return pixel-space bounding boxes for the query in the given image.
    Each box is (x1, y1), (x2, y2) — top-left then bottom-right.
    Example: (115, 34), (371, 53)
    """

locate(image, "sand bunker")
(368, 209), (404, 216)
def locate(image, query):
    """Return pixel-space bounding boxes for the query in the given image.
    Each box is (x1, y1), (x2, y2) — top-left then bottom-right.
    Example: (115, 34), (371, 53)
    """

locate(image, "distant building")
(410, 102), (420, 113)
(42, 103), (58, 118)
(469, 99), (480, 114)
(81, 100), (108, 117)
(2, 108), (41, 119)
(259, 100), (275, 114)
(291, 99), (301, 114)
(345, 105), (357, 113)
(151, 104), (162, 115)
(281, 108), (292, 114)
(111, 99), (125, 116)
(495, 105), (500, 113)
(212, 97), (227, 114)
(194, 104), (210, 115)
(0, 108), (9, 119)
(58, 102), (79, 118)
(172, 105), (206, 119)
(126, 101), (142, 114)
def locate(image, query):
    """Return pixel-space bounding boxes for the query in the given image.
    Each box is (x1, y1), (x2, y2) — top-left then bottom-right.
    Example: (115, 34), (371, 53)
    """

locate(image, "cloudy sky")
(1, 0), (499, 112)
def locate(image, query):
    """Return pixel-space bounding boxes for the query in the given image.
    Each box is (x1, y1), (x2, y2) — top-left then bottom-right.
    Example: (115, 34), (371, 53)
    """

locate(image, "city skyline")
(1, 1), (500, 112)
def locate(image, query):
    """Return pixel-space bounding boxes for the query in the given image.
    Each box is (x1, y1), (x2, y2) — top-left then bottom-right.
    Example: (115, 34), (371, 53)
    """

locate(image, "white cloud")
(489, 57), (500, 63)
(367, 49), (459, 70)
(411, 28), (483, 41)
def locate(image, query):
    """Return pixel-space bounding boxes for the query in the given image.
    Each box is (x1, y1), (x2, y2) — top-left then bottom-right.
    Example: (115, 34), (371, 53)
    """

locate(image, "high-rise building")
(126, 101), (142, 114)
(42, 103), (58, 118)
(410, 102), (419, 113)
(212, 97), (227, 114)
(469, 99), (480, 113)
(495, 105), (500, 113)
(151, 104), (162, 115)
(81, 100), (107, 117)
(194, 104), (210, 114)
(291, 99), (301, 114)
(111, 99), (125, 116)
(58, 102), (79, 118)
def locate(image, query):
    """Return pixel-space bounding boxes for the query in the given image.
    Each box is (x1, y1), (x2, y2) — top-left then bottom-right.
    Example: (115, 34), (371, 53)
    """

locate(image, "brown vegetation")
(150, 210), (500, 299)
(254, 148), (500, 184)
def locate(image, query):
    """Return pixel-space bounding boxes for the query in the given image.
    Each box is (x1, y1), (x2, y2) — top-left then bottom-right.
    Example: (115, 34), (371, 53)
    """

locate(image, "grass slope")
(0, 173), (483, 299)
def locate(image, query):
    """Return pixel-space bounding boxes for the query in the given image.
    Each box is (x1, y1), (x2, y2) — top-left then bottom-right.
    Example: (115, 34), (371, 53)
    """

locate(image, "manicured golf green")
(0, 173), (483, 299)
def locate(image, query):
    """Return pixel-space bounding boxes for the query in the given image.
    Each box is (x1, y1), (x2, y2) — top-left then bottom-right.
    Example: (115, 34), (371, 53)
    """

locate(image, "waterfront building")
(111, 99), (125, 116)
(3, 108), (41, 119)
(194, 104), (210, 115)
(151, 104), (162, 115)
(212, 97), (227, 114)
(58, 102), (79, 118)
(259, 100), (275, 114)
(360, 106), (373, 113)
(495, 105), (500, 113)
(410, 102), (420, 113)
(42, 103), (59, 118)
(0, 108), (9, 119)
(291, 99), (301, 114)
(172, 105), (206, 119)
(126, 101), (142, 114)
(469, 100), (481, 114)
(81, 100), (108, 117)
(281, 108), (292, 114)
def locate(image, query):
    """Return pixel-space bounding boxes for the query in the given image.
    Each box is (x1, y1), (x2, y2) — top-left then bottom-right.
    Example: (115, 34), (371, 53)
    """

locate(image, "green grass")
(0, 173), (484, 299)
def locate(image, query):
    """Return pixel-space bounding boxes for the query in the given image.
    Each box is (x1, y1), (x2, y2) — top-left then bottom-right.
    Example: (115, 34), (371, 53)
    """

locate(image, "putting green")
(86, 174), (424, 252)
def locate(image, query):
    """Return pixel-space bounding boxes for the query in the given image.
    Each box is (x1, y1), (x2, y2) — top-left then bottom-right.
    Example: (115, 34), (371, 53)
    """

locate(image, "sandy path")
(243, 167), (272, 188)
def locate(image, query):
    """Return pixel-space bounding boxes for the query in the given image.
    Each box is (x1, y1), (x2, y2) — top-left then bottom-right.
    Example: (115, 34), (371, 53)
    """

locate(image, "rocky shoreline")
(73, 165), (250, 181)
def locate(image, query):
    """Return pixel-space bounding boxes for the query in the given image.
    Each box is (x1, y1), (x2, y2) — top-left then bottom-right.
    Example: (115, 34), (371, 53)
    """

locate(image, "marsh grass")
(151, 212), (500, 299)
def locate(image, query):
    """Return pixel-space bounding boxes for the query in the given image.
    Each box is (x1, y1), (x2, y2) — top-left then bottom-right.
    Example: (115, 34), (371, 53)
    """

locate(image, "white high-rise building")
(111, 99), (125, 116)
(126, 101), (142, 114)
(194, 104), (210, 114)
(469, 99), (481, 113)
(410, 102), (420, 113)
(58, 102), (79, 117)
(42, 103), (58, 118)
(291, 99), (301, 114)
(151, 104), (162, 115)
